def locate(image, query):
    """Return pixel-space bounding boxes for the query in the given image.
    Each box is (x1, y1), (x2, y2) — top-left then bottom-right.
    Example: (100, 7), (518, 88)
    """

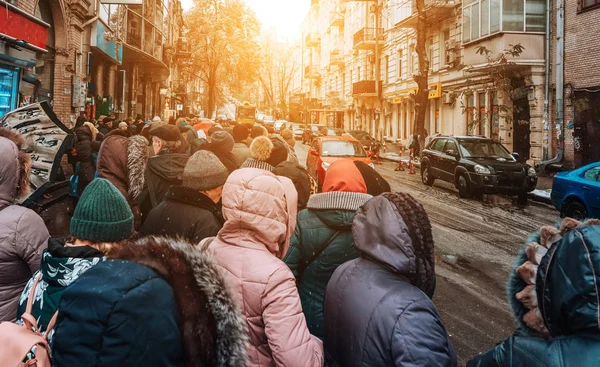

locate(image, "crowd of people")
(0, 113), (599, 366)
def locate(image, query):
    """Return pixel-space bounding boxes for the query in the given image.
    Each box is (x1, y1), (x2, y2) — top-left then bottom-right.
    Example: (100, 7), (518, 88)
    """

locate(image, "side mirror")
(445, 149), (458, 157)
(512, 152), (520, 160)
(309, 149), (319, 156)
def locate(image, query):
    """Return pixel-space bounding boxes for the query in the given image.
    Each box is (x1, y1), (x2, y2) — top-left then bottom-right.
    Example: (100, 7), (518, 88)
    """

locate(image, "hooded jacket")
(208, 168), (323, 366)
(51, 236), (247, 367)
(272, 161), (311, 211)
(16, 238), (104, 335)
(324, 195), (457, 367)
(140, 186), (224, 244)
(210, 131), (239, 173)
(467, 221), (600, 367)
(97, 132), (148, 229)
(0, 130), (49, 322)
(139, 151), (189, 218)
(283, 160), (372, 339)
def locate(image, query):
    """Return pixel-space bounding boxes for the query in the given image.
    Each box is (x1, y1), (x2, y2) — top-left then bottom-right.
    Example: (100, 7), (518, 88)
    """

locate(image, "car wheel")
(563, 200), (588, 220)
(421, 164), (435, 186)
(457, 174), (471, 199)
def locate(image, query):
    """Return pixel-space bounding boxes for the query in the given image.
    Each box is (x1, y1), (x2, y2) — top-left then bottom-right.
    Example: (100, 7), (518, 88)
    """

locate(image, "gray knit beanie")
(183, 150), (229, 191)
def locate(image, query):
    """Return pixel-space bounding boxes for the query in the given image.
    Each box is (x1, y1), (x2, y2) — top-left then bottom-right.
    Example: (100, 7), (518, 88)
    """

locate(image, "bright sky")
(180, 0), (309, 39)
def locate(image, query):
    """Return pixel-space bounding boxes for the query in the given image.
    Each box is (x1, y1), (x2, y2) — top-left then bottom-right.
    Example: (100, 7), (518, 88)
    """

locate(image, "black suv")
(420, 136), (537, 199)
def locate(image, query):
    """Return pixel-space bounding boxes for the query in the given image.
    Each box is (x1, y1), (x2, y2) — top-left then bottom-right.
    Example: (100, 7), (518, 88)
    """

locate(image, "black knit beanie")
(266, 139), (288, 167)
(354, 161), (391, 196)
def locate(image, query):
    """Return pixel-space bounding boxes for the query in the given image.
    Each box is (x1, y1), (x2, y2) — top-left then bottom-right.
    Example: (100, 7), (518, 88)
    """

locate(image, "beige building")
(301, 0), (547, 164)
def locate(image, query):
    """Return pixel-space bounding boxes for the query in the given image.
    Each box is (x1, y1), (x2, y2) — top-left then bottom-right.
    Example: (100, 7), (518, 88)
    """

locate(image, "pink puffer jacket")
(209, 168), (323, 366)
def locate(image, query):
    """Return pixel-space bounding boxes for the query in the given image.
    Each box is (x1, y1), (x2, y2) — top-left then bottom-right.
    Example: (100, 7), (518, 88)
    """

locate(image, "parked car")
(348, 130), (378, 150)
(306, 136), (373, 190)
(420, 136), (538, 199)
(274, 120), (288, 132)
(291, 123), (305, 140)
(302, 124), (326, 144)
(551, 162), (600, 219)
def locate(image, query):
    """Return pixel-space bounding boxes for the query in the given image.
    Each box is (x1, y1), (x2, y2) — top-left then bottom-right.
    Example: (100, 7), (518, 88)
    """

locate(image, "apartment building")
(301, 0), (547, 164)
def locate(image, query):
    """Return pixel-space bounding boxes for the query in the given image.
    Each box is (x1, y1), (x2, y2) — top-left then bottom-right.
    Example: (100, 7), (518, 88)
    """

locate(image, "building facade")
(301, 0), (547, 164)
(0, 0), (187, 125)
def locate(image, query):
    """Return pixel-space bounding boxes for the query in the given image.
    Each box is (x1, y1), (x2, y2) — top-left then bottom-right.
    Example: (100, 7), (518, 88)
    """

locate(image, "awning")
(0, 0), (50, 53)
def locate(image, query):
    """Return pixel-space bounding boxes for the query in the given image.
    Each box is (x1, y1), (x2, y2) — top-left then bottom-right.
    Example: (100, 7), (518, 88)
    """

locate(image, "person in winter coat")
(324, 192), (457, 367)
(210, 130), (239, 173)
(272, 161), (311, 211)
(139, 123), (189, 219)
(72, 122), (102, 194)
(281, 129), (296, 152)
(141, 151), (227, 244)
(97, 116), (114, 135)
(96, 131), (148, 230)
(232, 125), (251, 167)
(206, 168), (324, 366)
(16, 178), (133, 335)
(467, 218), (600, 367)
(0, 128), (49, 322)
(51, 235), (248, 366)
(251, 124), (268, 139)
(240, 136), (275, 171)
(283, 159), (374, 339)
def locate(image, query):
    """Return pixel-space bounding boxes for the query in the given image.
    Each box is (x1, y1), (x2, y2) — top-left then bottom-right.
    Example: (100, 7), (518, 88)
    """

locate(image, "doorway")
(512, 82), (531, 162)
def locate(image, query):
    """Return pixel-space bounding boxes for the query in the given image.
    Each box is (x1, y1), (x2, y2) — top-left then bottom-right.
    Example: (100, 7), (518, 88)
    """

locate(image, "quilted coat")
(283, 159), (372, 339)
(0, 130), (49, 321)
(324, 195), (456, 367)
(467, 222), (600, 367)
(208, 168), (324, 366)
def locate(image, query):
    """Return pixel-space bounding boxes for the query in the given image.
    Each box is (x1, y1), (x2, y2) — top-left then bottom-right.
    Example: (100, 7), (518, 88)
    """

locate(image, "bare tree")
(413, 0), (430, 145)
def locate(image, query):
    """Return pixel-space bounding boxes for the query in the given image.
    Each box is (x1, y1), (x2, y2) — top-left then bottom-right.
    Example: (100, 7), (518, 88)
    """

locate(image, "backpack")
(0, 273), (59, 366)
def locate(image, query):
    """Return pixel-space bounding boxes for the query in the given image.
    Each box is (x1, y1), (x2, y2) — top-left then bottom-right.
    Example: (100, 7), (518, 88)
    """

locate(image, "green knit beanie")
(70, 178), (134, 243)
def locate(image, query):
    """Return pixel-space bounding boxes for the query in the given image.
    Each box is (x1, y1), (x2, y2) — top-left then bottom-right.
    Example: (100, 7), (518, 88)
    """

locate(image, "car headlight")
(528, 167), (537, 177)
(321, 161), (331, 171)
(474, 164), (491, 174)
(368, 163), (375, 169)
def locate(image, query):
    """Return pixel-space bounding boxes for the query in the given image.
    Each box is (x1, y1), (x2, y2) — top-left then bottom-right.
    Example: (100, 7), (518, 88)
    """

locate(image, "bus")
(236, 102), (256, 128)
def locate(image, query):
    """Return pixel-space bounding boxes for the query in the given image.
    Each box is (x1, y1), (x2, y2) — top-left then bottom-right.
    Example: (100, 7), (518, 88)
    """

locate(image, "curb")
(379, 155), (421, 168)
(528, 192), (552, 205)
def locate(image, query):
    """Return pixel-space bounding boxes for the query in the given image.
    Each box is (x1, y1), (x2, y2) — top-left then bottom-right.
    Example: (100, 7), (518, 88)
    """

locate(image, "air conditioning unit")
(445, 50), (459, 67)
(443, 92), (455, 105)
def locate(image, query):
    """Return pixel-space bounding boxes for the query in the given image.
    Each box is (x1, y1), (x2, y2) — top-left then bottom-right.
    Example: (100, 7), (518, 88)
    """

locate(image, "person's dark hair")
(251, 125), (267, 139)
(383, 192), (435, 296)
(232, 124), (249, 143)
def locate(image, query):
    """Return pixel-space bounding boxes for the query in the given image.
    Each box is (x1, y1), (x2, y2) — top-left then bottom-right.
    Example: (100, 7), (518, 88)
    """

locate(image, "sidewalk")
(378, 153), (553, 204)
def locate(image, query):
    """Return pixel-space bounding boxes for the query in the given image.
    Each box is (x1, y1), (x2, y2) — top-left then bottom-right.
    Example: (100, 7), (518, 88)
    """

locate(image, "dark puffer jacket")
(283, 171), (372, 339)
(324, 195), (457, 366)
(467, 223), (600, 367)
(140, 186), (224, 244)
(139, 151), (189, 219)
(73, 125), (101, 193)
(52, 236), (247, 366)
(210, 131), (238, 173)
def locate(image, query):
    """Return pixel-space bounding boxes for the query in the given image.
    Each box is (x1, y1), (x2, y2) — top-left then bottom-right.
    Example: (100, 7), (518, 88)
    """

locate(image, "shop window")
(397, 49), (403, 80)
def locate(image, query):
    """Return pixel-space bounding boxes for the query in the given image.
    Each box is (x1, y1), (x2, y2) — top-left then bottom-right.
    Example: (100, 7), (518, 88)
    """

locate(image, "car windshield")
(458, 140), (514, 160)
(311, 125), (325, 132)
(322, 140), (367, 157)
(351, 131), (372, 140)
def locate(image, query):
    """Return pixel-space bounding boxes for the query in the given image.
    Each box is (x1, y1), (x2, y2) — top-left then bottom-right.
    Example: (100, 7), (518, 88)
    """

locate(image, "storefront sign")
(91, 21), (123, 64)
(0, 1), (49, 52)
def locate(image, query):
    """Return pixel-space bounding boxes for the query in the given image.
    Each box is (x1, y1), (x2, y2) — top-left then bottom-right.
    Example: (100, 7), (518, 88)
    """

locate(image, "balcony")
(395, 0), (457, 29)
(330, 50), (344, 67)
(330, 12), (344, 28)
(352, 28), (384, 50)
(352, 80), (382, 97)
(305, 33), (321, 48)
(305, 64), (321, 79)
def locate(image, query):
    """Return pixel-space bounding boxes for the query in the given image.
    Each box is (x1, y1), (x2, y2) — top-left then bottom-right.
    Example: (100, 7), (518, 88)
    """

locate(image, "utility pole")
(374, 0), (383, 141)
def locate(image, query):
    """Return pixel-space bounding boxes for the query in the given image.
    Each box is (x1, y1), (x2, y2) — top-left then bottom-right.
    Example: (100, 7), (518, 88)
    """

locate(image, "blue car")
(551, 162), (600, 219)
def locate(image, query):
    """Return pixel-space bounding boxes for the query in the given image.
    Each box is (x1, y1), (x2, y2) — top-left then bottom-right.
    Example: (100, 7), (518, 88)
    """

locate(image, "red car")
(306, 136), (373, 190)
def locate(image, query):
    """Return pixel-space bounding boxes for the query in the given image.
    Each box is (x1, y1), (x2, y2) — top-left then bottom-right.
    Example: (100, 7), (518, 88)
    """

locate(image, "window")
(466, 94), (476, 135)
(441, 30), (450, 67)
(394, 0), (412, 23)
(444, 140), (459, 154)
(397, 49), (403, 79)
(584, 166), (600, 182)
(463, 0), (544, 42)
(582, 0), (600, 9)
(431, 139), (448, 152)
(385, 56), (389, 83)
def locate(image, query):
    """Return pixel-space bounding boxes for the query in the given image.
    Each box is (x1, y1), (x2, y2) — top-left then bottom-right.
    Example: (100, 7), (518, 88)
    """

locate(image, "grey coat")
(324, 196), (456, 366)
(232, 142), (251, 167)
(0, 134), (49, 321)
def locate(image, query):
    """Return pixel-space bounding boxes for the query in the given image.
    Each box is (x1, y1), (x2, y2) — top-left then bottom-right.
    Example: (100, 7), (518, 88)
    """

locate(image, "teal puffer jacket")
(468, 223), (600, 367)
(283, 191), (372, 339)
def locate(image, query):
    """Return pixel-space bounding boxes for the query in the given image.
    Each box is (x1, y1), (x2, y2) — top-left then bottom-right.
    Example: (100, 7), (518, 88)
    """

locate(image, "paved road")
(293, 141), (560, 364)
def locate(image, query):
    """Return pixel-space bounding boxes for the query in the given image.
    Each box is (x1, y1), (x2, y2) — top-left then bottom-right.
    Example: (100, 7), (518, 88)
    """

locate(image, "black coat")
(324, 196), (457, 367)
(73, 126), (100, 192)
(140, 186), (224, 244)
(139, 152), (189, 219)
(51, 236), (247, 366)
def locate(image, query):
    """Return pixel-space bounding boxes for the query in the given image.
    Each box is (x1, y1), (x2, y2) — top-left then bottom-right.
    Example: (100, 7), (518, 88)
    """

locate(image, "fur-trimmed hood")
(109, 236), (248, 366)
(97, 134), (148, 203)
(0, 127), (31, 203)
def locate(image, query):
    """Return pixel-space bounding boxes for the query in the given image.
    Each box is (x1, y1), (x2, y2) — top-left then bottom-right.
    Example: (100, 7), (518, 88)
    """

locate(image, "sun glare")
(181, 0), (308, 40)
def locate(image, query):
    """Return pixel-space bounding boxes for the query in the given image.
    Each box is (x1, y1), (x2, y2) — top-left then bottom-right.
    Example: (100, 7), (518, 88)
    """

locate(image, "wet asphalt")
(295, 142), (561, 364)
